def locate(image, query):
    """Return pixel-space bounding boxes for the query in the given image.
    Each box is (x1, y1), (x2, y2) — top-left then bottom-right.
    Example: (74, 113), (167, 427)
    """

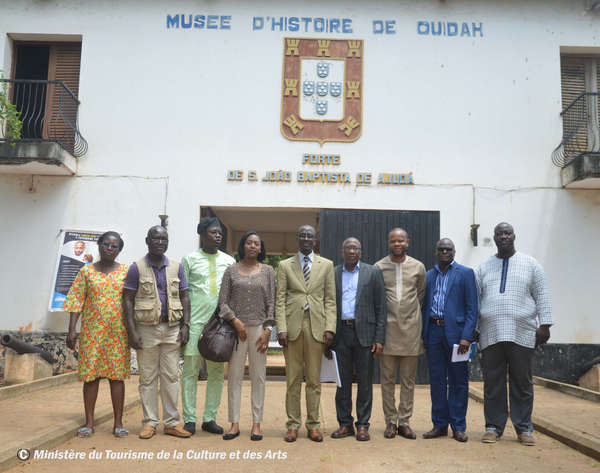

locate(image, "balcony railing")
(552, 92), (600, 168)
(0, 79), (88, 158)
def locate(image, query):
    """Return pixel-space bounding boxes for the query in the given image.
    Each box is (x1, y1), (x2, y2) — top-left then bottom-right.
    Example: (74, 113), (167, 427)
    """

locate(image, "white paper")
(320, 350), (342, 387)
(451, 344), (470, 363)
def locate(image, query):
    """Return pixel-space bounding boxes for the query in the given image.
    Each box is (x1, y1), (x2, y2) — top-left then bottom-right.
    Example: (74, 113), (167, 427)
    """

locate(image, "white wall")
(0, 0), (599, 342)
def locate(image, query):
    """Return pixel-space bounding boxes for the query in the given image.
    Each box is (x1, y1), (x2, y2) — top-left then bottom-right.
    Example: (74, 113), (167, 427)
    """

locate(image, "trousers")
(334, 322), (374, 428)
(380, 354), (419, 426)
(425, 322), (469, 431)
(283, 310), (323, 430)
(481, 341), (534, 435)
(136, 323), (181, 428)
(227, 324), (267, 423)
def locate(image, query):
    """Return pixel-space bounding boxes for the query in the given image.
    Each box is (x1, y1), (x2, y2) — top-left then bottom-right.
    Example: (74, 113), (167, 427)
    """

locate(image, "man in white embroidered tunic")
(476, 222), (552, 447)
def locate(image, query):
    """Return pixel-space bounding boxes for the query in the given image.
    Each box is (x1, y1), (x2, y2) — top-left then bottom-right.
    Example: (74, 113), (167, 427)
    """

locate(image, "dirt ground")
(8, 381), (599, 473)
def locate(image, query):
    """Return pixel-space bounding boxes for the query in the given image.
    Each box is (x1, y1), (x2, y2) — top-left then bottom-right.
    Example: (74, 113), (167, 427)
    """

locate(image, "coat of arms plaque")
(281, 38), (363, 145)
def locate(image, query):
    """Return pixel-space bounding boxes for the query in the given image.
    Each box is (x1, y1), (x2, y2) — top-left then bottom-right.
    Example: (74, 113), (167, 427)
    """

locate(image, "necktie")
(303, 255), (311, 284)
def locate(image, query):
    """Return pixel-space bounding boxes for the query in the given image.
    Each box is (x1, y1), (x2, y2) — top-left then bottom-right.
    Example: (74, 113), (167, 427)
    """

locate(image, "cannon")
(1, 334), (55, 365)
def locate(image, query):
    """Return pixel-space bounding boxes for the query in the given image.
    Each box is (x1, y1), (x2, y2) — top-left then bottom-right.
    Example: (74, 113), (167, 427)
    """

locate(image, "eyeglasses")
(298, 233), (315, 239)
(343, 246), (361, 251)
(101, 242), (119, 250)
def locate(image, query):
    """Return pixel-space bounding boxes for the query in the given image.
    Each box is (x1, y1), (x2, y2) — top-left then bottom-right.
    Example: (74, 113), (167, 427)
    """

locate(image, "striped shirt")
(430, 260), (455, 319)
(476, 252), (552, 350)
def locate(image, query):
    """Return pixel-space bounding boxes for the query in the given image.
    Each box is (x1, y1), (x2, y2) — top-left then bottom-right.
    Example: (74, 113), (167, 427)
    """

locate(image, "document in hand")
(451, 344), (471, 363)
(320, 350), (342, 387)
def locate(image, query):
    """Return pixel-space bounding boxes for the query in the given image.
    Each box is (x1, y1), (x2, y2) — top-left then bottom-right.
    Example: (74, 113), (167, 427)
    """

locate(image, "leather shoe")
(183, 422), (196, 435)
(138, 424), (156, 439)
(384, 423), (397, 439)
(518, 433), (535, 446)
(223, 430), (240, 440)
(356, 426), (370, 441)
(331, 426), (355, 439)
(481, 430), (499, 443)
(164, 425), (192, 438)
(423, 427), (448, 439)
(453, 430), (468, 442)
(307, 429), (323, 442)
(284, 429), (298, 443)
(201, 421), (224, 435)
(397, 424), (416, 439)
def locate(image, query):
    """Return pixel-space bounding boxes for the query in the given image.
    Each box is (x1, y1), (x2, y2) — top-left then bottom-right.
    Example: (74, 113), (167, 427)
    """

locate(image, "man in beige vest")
(375, 228), (426, 440)
(123, 225), (191, 439)
(276, 225), (336, 443)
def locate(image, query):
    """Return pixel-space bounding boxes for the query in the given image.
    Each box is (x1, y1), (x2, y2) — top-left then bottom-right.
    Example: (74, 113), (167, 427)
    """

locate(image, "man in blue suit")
(421, 238), (478, 442)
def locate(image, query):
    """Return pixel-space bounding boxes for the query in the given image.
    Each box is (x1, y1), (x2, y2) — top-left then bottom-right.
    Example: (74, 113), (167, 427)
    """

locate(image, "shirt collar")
(342, 260), (360, 273)
(299, 251), (314, 263)
(200, 248), (218, 257)
(145, 254), (169, 269)
(434, 260), (455, 274)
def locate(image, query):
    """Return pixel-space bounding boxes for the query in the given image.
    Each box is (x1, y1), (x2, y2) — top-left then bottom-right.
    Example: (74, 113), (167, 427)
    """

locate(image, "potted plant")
(0, 70), (22, 143)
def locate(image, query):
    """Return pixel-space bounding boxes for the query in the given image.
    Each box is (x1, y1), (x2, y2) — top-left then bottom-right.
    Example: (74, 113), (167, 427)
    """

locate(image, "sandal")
(113, 427), (129, 438)
(77, 427), (93, 438)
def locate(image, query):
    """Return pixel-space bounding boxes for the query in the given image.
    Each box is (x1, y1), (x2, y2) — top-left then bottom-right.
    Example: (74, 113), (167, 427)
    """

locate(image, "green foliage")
(0, 71), (22, 143)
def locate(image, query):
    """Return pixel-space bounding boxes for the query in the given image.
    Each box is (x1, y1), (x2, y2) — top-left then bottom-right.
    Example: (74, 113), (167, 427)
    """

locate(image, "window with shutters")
(553, 55), (600, 167)
(9, 41), (83, 155)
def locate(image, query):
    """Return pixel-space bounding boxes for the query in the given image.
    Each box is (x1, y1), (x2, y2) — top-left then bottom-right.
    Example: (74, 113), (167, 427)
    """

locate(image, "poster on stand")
(49, 229), (103, 311)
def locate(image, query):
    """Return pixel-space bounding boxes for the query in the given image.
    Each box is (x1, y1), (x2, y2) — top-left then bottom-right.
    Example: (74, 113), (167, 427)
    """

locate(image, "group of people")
(64, 218), (552, 447)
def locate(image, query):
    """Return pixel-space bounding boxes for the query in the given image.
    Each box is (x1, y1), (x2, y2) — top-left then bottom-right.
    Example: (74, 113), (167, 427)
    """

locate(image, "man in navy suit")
(421, 238), (478, 442)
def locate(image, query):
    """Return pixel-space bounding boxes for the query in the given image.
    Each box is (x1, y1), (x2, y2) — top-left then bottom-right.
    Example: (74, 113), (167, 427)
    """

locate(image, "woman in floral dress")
(64, 231), (130, 438)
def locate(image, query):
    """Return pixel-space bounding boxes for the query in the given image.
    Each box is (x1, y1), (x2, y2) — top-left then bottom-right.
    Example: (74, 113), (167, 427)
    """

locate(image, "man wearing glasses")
(123, 225), (192, 439)
(330, 238), (386, 442)
(421, 238), (478, 442)
(276, 225), (336, 443)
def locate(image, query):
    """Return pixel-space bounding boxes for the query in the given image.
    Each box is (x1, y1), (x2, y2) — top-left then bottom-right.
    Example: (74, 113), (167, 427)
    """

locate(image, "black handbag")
(197, 307), (238, 362)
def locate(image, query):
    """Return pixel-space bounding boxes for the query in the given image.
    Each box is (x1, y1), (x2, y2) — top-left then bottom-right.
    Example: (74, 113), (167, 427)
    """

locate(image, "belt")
(342, 319), (355, 326)
(430, 317), (445, 326)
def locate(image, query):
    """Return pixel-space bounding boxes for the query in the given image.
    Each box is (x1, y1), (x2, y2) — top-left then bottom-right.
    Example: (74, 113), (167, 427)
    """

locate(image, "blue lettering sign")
(417, 20), (429, 35)
(166, 14), (179, 28)
(447, 22), (458, 36)
(166, 13), (233, 30)
(342, 18), (353, 33)
(251, 16), (353, 33)
(272, 16), (284, 31)
(314, 18), (325, 32)
(194, 15), (205, 28)
(181, 14), (193, 29)
(253, 16), (264, 30)
(207, 15), (218, 29)
(417, 20), (483, 38)
(373, 19), (396, 34)
(301, 17), (312, 31)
